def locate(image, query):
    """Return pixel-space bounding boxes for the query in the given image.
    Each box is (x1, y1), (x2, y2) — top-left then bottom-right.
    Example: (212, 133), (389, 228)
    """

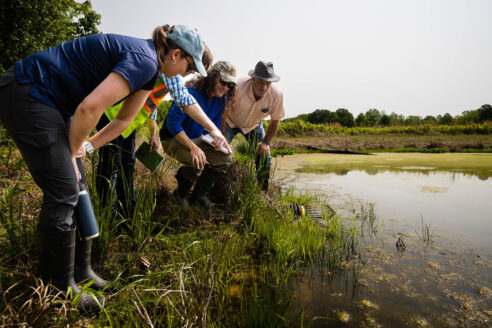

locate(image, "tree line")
(0, 0), (100, 74)
(283, 104), (492, 127)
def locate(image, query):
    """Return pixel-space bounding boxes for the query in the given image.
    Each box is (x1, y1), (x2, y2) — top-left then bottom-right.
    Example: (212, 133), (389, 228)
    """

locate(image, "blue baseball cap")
(167, 25), (207, 76)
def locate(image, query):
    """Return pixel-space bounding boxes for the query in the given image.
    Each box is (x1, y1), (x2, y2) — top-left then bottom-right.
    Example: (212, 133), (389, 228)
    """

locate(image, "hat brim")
(193, 56), (207, 77)
(248, 70), (280, 82)
(219, 73), (237, 84)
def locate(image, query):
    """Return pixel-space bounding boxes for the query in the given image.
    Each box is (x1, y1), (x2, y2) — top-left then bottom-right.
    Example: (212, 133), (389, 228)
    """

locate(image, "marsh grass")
(359, 203), (380, 236)
(0, 136), (370, 327)
(416, 216), (433, 244)
(0, 181), (35, 254)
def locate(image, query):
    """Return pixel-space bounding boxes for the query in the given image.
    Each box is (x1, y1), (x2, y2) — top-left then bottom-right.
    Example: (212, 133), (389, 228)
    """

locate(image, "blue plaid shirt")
(160, 73), (197, 110)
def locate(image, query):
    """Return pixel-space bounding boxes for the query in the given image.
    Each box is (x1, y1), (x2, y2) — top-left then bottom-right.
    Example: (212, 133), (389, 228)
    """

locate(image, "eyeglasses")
(220, 79), (235, 89)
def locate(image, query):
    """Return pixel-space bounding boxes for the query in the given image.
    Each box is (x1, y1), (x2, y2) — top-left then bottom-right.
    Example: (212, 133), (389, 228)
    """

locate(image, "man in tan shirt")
(222, 61), (285, 191)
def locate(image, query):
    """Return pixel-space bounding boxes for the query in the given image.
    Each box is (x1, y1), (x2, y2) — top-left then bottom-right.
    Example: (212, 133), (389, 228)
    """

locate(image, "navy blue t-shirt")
(15, 34), (159, 120)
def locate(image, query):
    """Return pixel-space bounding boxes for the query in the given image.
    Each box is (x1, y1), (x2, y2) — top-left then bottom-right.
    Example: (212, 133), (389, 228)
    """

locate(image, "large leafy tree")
(335, 108), (355, 127)
(355, 113), (367, 127)
(0, 0), (101, 74)
(364, 109), (382, 127)
(478, 104), (492, 122)
(307, 109), (339, 125)
(437, 113), (454, 125)
(380, 114), (390, 126)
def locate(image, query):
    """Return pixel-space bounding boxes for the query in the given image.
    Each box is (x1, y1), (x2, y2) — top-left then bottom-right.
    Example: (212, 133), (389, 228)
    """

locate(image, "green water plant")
(416, 216), (433, 244)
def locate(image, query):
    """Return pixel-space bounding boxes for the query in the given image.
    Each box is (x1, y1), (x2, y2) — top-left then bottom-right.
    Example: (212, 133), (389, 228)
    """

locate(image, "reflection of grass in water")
(296, 153), (492, 180)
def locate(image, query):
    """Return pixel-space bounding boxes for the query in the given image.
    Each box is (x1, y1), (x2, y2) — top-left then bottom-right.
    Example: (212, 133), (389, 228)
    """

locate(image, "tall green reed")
(0, 182), (34, 253)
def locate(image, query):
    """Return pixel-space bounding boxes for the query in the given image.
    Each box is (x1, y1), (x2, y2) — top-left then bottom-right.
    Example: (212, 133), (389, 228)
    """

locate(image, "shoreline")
(271, 133), (492, 154)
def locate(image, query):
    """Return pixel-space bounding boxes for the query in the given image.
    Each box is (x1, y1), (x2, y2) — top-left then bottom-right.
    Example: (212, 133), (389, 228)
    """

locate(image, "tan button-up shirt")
(224, 77), (284, 134)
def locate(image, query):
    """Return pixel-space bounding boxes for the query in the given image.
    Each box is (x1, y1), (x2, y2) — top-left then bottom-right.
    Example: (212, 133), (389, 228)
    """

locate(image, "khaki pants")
(161, 137), (232, 182)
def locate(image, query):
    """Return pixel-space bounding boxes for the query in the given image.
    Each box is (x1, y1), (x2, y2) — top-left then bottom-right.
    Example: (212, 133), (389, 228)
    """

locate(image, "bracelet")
(261, 139), (271, 145)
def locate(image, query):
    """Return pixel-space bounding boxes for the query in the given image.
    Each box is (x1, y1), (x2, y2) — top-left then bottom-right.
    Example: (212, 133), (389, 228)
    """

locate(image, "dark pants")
(225, 122), (271, 191)
(95, 115), (136, 217)
(0, 68), (79, 231)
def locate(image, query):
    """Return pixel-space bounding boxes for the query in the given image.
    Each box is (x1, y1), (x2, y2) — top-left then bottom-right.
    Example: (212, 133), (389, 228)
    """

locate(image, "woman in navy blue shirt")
(160, 61), (237, 208)
(0, 24), (230, 313)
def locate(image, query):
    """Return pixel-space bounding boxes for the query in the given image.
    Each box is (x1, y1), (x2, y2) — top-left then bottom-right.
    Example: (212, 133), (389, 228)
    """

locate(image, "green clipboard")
(135, 141), (165, 172)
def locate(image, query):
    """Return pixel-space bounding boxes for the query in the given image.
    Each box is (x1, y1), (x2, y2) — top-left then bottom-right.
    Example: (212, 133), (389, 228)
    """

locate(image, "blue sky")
(92, 0), (492, 118)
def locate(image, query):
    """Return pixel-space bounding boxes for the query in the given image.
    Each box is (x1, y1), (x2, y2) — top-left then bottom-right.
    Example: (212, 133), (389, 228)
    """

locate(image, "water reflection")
(295, 153), (492, 180)
(275, 153), (492, 327)
(274, 153), (492, 247)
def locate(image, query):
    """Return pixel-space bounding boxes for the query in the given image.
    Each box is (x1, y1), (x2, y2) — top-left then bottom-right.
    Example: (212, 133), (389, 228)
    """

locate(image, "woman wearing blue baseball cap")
(0, 24), (230, 313)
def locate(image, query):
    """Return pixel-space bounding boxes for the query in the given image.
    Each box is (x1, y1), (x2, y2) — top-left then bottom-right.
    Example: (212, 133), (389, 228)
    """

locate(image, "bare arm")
(258, 119), (280, 156)
(147, 118), (160, 151)
(87, 89), (151, 150)
(69, 72), (131, 156)
(263, 119), (280, 142)
(184, 103), (233, 154)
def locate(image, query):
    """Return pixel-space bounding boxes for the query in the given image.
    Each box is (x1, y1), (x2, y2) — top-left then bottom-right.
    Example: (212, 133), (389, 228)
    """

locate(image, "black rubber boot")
(190, 166), (220, 209)
(74, 238), (108, 290)
(175, 166), (194, 209)
(38, 227), (104, 314)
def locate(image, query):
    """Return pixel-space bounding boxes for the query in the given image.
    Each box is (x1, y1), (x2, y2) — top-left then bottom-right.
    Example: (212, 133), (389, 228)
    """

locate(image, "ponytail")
(152, 25), (178, 70)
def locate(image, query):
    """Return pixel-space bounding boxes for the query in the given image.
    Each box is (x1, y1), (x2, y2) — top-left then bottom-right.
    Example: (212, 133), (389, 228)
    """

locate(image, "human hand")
(209, 130), (233, 154)
(258, 142), (270, 157)
(149, 134), (160, 152)
(190, 145), (207, 170)
(75, 145), (86, 158)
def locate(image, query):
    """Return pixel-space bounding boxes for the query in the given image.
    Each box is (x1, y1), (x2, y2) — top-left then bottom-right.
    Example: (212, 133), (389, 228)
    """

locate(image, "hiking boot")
(175, 166), (194, 209)
(189, 166), (221, 209)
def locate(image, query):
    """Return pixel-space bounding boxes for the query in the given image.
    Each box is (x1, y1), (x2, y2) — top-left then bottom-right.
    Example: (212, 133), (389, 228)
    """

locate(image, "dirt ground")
(272, 134), (492, 151)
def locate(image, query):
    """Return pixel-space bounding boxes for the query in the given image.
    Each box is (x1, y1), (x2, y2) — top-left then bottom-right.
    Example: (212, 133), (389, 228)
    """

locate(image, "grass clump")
(0, 136), (367, 327)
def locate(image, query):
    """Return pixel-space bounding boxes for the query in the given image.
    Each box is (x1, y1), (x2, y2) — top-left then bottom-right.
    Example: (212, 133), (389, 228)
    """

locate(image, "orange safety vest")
(104, 77), (168, 138)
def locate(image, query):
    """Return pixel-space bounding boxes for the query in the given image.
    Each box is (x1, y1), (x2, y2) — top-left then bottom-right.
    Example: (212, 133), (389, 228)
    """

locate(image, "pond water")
(274, 153), (492, 327)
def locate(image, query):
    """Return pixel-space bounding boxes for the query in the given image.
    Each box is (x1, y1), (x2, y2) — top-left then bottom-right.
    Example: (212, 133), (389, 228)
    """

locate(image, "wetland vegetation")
(2, 98), (492, 327)
(2, 126), (492, 326)
(0, 129), (368, 327)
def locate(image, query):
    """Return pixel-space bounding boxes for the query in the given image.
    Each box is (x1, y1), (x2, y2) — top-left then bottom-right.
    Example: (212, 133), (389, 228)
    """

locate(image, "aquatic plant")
(416, 216), (433, 244)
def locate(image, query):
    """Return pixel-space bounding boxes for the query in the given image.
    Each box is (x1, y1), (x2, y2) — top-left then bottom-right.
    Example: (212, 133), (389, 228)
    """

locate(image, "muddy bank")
(273, 134), (492, 151)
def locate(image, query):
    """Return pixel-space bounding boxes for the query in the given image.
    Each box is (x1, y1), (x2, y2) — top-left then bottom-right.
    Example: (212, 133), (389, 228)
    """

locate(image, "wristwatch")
(262, 139), (271, 145)
(83, 141), (94, 155)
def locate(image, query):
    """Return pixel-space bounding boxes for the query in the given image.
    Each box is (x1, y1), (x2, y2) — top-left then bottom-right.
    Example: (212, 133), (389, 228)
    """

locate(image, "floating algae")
(409, 316), (429, 327)
(426, 261), (440, 270)
(359, 299), (379, 310)
(477, 286), (492, 297)
(334, 310), (351, 323)
(418, 185), (449, 193)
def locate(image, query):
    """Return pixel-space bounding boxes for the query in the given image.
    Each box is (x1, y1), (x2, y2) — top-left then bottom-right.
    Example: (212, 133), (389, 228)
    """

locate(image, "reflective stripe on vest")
(104, 77), (168, 139)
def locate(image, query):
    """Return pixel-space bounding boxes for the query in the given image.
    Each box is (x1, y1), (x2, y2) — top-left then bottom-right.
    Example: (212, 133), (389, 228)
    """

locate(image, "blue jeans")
(225, 122), (271, 191)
